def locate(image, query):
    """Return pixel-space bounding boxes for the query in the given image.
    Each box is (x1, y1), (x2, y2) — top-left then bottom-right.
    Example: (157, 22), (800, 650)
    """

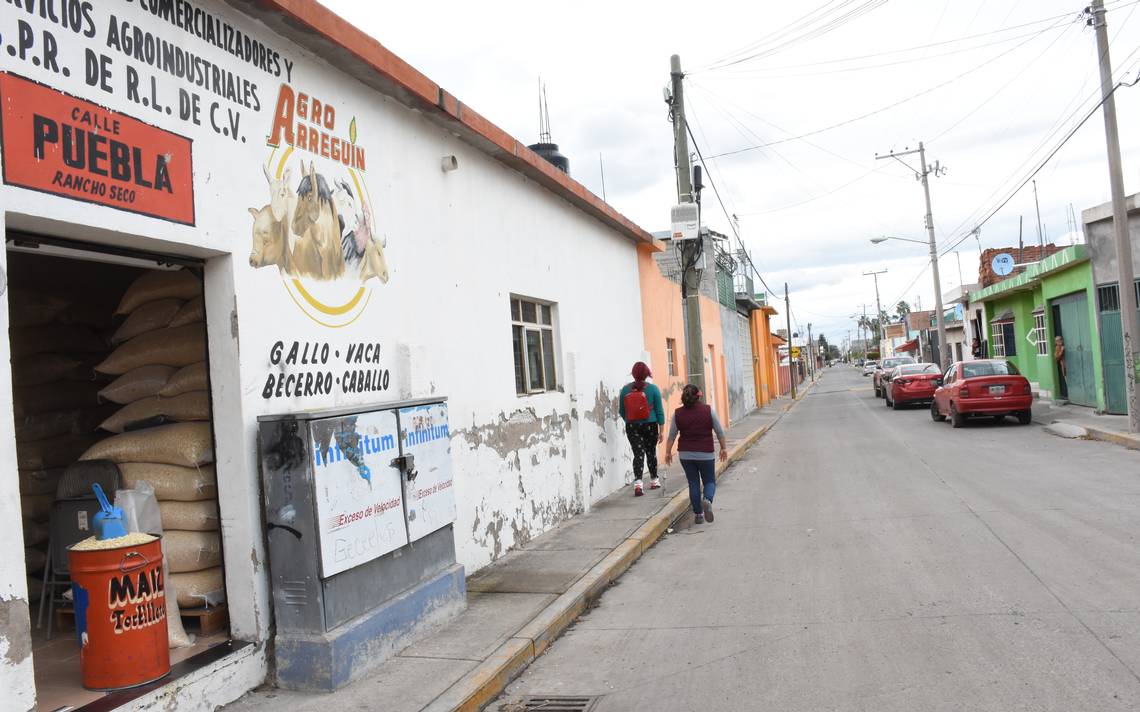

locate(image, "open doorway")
(7, 232), (230, 710)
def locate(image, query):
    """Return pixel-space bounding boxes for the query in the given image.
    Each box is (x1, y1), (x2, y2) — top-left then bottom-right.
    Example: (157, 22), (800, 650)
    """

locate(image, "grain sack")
(158, 362), (208, 397)
(159, 500), (219, 531)
(20, 493), (54, 521)
(116, 269), (201, 315)
(11, 354), (86, 386)
(171, 567), (225, 608)
(165, 531), (222, 573)
(96, 324), (206, 375)
(169, 296), (205, 328)
(14, 381), (104, 417)
(8, 288), (70, 327)
(16, 406), (117, 442)
(99, 391), (210, 433)
(25, 547), (47, 573)
(10, 324), (106, 358)
(19, 468), (64, 496)
(163, 562), (194, 648)
(111, 298), (184, 344)
(80, 422), (213, 467)
(23, 519), (49, 547)
(100, 365), (177, 404)
(119, 463), (217, 501)
(17, 433), (103, 470)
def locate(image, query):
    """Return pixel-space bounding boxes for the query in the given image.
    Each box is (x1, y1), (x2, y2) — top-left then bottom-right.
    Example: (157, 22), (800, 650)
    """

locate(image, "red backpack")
(623, 383), (651, 421)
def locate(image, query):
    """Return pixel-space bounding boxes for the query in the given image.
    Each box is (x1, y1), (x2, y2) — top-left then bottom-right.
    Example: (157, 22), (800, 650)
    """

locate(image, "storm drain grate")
(507, 696), (599, 712)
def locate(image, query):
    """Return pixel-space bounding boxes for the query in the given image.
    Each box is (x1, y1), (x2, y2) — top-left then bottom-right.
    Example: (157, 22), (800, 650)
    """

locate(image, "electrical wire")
(705, 0), (888, 71)
(700, 0), (1139, 74)
(703, 16), (1076, 161)
(683, 121), (781, 302)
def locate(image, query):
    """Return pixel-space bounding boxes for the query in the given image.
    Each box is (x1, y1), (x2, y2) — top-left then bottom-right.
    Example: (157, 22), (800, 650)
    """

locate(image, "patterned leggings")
(625, 422), (659, 478)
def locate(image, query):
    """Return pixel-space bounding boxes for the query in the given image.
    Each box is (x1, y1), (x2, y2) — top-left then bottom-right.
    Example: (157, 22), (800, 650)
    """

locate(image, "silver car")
(861, 361), (878, 377)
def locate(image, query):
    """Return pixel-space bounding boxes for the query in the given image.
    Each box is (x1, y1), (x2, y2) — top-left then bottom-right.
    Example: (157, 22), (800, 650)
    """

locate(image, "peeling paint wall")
(0, 214), (37, 711)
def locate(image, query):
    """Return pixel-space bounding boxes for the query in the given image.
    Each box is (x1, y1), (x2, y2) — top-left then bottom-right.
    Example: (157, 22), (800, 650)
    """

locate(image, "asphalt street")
(497, 368), (1140, 712)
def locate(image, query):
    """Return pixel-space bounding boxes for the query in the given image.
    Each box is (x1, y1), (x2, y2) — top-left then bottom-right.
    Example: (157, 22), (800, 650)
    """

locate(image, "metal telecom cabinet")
(257, 398), (464, 691)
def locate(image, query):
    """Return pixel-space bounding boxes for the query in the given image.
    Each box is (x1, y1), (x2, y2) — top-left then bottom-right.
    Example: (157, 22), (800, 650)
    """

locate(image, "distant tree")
(895, 301), (911, 319)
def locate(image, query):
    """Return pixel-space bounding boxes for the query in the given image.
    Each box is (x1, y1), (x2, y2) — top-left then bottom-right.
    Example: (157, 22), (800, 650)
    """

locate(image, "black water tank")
(527, 142), (570, 175)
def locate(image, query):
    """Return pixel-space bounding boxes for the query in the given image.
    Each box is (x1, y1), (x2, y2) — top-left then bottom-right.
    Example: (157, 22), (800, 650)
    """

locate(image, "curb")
(424, 385), (814, 712)
(1082, 424), (1140, 450)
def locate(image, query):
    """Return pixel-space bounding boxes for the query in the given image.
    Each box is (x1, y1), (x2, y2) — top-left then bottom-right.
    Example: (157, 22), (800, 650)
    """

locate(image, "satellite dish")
(991, 253), (1014, 277)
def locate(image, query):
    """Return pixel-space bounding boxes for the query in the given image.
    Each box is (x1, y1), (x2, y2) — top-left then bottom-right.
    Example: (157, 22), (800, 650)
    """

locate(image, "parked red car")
(884, 363), (942, 409)
(931, 360), (1033, 428)
(873, 356), (915, 397)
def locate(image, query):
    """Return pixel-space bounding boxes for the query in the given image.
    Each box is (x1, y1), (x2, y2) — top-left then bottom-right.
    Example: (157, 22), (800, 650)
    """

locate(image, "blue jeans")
(680, 459), (716, 514)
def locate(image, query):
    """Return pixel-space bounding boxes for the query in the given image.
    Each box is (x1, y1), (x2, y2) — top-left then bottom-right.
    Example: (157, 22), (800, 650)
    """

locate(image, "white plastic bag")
(115, 481), (196, 648)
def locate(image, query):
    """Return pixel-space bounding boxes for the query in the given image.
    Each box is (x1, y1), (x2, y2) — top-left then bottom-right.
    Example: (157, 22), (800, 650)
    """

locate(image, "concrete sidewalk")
(1032, 398), (1140, 449)
(224, 385), (814, 712)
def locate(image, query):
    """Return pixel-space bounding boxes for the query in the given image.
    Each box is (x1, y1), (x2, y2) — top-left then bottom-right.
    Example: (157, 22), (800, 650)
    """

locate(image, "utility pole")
(785, 283), (796, 400)
(807, 323), (815, 382)
(863, 269), (887, 352)
(669, 54), (705, 394)
(1033, 179), (1045, 250)
(876, 142), (949, 369)
(1090, 0), (1140, 433)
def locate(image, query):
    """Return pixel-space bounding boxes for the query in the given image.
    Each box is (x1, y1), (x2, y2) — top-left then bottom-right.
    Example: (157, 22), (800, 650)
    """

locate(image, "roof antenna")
(538, 78), (552, 143)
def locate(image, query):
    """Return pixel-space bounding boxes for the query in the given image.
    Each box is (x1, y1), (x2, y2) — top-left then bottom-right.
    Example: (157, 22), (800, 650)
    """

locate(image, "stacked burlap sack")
(9, 288), (118, 599)
(81, 269), (226, 612)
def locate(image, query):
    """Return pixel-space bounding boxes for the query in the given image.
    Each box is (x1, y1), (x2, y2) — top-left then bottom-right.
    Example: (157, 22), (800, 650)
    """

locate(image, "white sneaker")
(634, 479), (644, 497)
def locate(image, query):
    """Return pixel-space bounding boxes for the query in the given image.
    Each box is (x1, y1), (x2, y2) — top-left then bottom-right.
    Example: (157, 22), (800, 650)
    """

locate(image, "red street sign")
(0, 73), (195, 225)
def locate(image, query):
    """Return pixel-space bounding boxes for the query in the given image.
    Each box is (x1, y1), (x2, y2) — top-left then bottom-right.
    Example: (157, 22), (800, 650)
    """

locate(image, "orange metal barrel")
(68, 537), (171, 690)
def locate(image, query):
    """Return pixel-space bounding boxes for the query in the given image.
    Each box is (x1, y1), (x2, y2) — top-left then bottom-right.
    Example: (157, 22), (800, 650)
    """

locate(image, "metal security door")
(398, 401), (457, 543)
(738, 315), (757, 413)
(1054, 292), (1096, 408)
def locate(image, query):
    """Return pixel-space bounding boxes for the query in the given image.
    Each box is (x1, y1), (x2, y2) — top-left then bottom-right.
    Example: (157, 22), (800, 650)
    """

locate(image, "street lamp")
(870, 234), (949, 369)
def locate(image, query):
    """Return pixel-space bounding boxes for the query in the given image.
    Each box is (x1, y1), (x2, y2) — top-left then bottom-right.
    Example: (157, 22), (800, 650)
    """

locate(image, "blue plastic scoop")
(92, 483), (128, 540)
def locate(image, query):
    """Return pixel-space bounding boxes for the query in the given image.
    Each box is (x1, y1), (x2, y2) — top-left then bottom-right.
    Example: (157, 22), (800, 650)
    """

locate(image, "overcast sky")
(322, 0), (1140, 346)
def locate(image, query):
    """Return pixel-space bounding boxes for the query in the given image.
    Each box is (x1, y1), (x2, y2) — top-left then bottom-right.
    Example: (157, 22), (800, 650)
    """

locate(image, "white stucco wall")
(0, 0), (645, 706)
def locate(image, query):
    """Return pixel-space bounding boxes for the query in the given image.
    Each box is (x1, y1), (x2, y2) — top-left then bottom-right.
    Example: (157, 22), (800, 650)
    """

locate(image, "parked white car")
(861, 361), (878, 376)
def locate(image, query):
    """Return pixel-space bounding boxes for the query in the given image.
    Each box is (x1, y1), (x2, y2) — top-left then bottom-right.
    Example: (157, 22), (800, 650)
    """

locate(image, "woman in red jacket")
(664, 384), (728, 524)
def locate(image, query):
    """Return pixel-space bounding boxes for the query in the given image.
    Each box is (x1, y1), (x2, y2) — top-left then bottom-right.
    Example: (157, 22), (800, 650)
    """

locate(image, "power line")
(683, 121), (780, 302)
(705, 0), (888, 71)
(703, 17), (1076, 161)
(697, 1), (1135, 74)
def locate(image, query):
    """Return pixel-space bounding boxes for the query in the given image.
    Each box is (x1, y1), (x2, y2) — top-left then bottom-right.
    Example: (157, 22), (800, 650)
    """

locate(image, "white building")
(0, 2), (660, 708)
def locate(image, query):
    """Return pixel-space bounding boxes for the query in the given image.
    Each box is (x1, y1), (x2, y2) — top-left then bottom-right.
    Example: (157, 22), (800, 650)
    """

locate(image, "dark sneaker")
(649, 478), (661, 490)
(703, 498), (714, 523)
(694, 513), (704, 524)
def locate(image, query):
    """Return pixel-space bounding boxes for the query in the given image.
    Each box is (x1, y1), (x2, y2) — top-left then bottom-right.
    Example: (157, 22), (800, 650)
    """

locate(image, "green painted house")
(970, 245), (1108, 411)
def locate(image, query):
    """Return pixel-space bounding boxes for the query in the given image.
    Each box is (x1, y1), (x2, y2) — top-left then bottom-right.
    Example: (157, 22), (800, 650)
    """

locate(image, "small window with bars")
(666, 338), (678, 377)
(1033, 311), (1048, 356)
(991, 320), (1017, 358)
(1098, 284), (1120, 313)
(510, 296), (559, 395)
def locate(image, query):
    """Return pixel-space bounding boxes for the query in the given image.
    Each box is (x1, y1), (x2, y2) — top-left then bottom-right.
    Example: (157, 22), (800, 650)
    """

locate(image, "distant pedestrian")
(664, 384), (728, 524)
(619, 361), (665, 496)
(1054, 335), (1068, 399)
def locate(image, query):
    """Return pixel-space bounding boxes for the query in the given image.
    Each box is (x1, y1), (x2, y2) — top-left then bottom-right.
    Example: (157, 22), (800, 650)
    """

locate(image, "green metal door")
(1054, 292), (1096, 407)
(1098, 283), (1139, 414)
(1100, 310), (1126, 414)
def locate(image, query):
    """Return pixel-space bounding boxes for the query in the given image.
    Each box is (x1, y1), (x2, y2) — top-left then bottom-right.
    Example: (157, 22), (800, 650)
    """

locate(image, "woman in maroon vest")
(664, 385), (728, 524)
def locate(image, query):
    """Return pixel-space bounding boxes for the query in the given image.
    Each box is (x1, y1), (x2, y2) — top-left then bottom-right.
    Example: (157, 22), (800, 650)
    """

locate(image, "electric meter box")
(257, 397), (464, 691)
